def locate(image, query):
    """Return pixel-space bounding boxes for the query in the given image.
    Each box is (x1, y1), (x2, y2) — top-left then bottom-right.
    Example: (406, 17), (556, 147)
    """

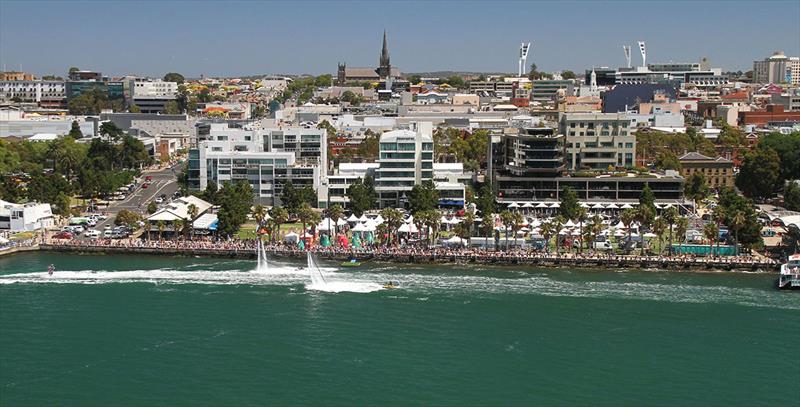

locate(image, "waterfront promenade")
(38, 239), (779, 272)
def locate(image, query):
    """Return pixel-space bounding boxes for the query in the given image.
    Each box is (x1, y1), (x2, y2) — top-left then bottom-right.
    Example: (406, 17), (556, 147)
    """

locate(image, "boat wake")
(1, 261), (796, 309)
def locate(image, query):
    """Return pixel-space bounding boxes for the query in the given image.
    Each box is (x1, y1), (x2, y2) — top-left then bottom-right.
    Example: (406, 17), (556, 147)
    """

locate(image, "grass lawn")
(235, 222), (306, 240)
(10, 231), (36, 241)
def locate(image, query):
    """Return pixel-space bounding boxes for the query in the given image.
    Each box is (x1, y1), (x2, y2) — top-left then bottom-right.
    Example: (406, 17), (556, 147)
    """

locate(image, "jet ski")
(383, 281), (399, 289)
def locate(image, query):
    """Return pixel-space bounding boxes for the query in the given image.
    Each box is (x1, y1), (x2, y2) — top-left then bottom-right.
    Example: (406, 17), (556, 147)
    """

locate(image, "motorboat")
(340, 258), (361, 268)
(778, 254), (800, 290)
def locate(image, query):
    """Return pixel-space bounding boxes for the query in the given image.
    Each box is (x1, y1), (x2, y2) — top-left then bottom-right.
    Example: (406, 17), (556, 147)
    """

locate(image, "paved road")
(78, 164), (181, 238)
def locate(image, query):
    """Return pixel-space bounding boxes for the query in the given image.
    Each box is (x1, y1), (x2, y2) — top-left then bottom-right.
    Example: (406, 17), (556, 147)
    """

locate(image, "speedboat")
(383, 281), (399, 289)
(778, 254), (800, 290)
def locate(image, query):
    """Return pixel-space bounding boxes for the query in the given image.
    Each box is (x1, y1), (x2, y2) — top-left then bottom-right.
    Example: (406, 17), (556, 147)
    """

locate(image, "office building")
(130, 79), (178, 113)
(559, 113), (635, 170)
(531, 80), (574, 101)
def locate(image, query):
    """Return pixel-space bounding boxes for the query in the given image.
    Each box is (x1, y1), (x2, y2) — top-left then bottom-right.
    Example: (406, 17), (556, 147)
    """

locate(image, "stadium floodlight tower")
(637, 41), (647, 68)
(518, 42), (531, 77)
(622, 45), (632, 68)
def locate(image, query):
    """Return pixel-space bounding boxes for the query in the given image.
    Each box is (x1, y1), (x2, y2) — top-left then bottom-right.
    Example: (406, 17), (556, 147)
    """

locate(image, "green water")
(1, 252), (798, 406)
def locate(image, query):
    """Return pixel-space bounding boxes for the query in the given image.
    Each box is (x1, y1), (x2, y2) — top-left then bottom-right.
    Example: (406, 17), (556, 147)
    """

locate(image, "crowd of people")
(43, 234), (778, 270)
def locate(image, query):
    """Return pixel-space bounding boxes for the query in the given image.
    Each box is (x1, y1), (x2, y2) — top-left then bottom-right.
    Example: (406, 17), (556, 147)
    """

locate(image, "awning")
(193, 213), (219, 230)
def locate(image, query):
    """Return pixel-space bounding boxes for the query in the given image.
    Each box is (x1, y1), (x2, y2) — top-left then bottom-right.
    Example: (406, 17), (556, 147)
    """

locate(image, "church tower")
(377, 30), (391, 79)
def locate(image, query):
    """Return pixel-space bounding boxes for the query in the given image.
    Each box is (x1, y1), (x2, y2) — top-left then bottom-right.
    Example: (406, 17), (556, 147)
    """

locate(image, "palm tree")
(539, 221), (554, 254)
(327, 203), (344, 238)
(552, 215), (565, 256)
(500, 210), (514, 251)
(711, 206), (727, 258)
(584, 214), (602, 250)
(297, 203), (320, 246)
(481, 213), (495, 249)
(704, 222), (719, 257)
(423, 210), (441, 246)
(463, 210), (475, 238)
(173, 219), (184, 240)
(187, 203), (198, 240)
(575, 206), (588, 254)
(730, 210), (746, 256)
(652, 217), (667, 255)
(619, 209), (637, 254)
(157, 220), (166, 241)
(268, 206), (289, 243)
(635, 206), (655, 255)
(379, 207), (403, 246)
(662, 206), (679, 255)
(510, 211), (524, 249)
(675, 217), (689, 255)
(251, 204), (267, 232)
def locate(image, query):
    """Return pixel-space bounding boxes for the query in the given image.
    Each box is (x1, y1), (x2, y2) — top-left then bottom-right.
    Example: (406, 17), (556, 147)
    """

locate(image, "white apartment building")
(188, 123), (328, 206)
(559, 113), (636, 170)
(0, 80), (65, 103)
(0, 200), (54, 232)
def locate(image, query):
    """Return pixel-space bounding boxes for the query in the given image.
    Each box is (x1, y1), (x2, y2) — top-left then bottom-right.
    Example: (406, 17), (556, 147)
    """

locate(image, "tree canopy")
(408, 180), (439, 214)
(559, 186), (580, 220)
(280, 181), (316, 216)
(736, 147), (781, 199)
(347, 176), (376, 215)
(163, 72), (185, 84)
(216, 181), (254, 236)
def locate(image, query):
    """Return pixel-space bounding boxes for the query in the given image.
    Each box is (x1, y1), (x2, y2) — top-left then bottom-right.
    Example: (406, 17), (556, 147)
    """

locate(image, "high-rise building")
(753, 51), (800, 85)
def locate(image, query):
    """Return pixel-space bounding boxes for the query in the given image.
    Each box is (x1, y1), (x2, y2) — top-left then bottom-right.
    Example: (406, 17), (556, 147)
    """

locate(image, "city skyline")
(1, 0), (799, 78)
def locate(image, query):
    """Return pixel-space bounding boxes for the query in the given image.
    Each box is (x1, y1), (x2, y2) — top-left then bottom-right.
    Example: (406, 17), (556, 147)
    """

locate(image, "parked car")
(142, 183), (149, 189)
(104, 230), (113, 238)
(155, 197), (164, 204)
(53, 231), (74, 239)
(85, 230), (101, 238)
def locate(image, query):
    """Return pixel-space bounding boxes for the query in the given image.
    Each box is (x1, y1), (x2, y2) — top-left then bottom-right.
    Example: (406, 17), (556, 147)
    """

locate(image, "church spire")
(378, 30), (391, 79)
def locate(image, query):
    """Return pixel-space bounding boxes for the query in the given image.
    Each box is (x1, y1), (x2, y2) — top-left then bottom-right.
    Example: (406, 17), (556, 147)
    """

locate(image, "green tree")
(347, 176), (376, 215)
(100, 121), (124, 141)
(654, 152), (681, 170)
(163, 101), (180, 114)
(652, 217), (667, 255)
(296, 203), (320, 243)
(115, 209), (142, 228)
(736, 147), (782, 199)
(684, 172), (709, 208)
(163, 72), (185, 84)
(639, 183), (656, 214)
(147, 201), (157, 214)
(129, 104), (141, 113)
(475, 182), (495, 217)
(758, 131), (800, 181)
(561, 70), (577, 80)
(559, 186), (580, 221)
(575, 206), (588, 253)
(216, 181), (254, 236)
(68, 120), (83, 139)
(785, 181), (800, 211)
(500, 210), (514, 251)
(408, 180), (439, 214)
(201, 180), (219, 204)
(635, 205), (655, 255)
(356, 131), (379, 160)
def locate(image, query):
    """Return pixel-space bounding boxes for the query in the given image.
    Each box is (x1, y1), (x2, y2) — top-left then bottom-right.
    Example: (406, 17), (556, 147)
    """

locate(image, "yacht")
(778, 254), (800, 290)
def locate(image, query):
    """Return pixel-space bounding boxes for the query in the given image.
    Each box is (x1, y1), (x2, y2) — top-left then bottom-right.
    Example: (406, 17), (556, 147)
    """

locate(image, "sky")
(1, 0), (799, 78)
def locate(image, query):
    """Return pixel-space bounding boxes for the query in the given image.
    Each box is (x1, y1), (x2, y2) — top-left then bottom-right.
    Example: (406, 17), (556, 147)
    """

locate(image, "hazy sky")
(1, 0), (799, 78)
